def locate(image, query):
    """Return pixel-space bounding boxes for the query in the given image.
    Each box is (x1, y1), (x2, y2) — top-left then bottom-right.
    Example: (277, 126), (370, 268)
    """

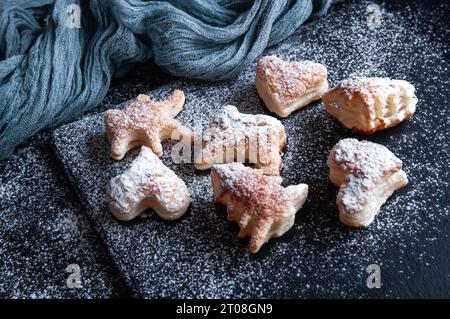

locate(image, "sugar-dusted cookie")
(255, 55), (328, 117)
(107, 146), (190, 221)
(327, 139), (408, 227)
(104, 90), (195, 160)
(195, 105), (286, 175)
(323, 77), (417, 133)
(211, 163), (308, 253)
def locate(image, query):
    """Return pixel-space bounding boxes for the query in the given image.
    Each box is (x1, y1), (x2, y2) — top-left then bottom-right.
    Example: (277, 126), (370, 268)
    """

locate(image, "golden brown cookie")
(255, 55), (328, 117)
(211, 163), (308, 253)
(195, 105), (286, 175)
(104, 90), (194, 160)
(323, 77), (417, 133)
(327, 139), (408, 227)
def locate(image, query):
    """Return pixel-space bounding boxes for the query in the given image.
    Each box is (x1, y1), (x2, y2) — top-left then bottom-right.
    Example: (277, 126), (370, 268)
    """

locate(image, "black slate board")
(0, 144), (128, 298)
(52, 0), (450, 298)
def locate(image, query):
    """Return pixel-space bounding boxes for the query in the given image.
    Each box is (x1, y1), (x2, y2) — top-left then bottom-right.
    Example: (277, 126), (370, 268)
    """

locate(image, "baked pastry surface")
(195, 105), (286, 175)
(323, 76), (417, 133)
(104, 90), (195, 160)
(107, 146), (190, 221)
(327, 138), (408, 227)
(211, 163), (308, 253)
(255, 55), (328, 117)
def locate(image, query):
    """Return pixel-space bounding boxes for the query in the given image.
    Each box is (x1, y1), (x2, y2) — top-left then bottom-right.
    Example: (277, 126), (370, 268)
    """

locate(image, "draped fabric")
(0, 0), (334, 160)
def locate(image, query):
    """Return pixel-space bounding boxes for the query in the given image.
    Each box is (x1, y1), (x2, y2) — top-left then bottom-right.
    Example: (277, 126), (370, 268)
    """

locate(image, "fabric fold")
(0, 0), (335, 160)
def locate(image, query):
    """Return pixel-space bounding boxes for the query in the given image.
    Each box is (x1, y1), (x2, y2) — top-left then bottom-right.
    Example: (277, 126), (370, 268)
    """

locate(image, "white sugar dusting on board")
(0, 146), (126, 298)
(52, 0), (450, 298)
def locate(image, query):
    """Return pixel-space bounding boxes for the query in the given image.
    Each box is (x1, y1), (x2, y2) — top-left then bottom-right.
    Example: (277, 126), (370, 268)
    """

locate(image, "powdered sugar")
(0, 146), (127, 298)
(330, 138), (402, 173)
(256, 55), (328, 104)
(327, 139), (406, 215)
(212, 163), (289, 213)
(197, 105), (285, 175)
(52, 0), (450, 298)
(107, 146), (190, 220)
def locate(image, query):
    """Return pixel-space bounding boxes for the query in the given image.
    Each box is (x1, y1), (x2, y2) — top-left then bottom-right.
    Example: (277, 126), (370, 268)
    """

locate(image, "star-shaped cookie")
(104, 90), (195, 160)
(211, 163), (308, 253)
(255, 55), (328, 117)
(195, 105), (286, 175)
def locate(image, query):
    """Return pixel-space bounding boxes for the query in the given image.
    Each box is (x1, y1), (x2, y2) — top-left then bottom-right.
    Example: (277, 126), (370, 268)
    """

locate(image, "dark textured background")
(1, 0), (449, 298)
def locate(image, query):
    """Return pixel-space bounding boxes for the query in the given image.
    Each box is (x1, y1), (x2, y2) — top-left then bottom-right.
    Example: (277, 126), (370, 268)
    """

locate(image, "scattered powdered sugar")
(0, 146), (127, 298)
(52, 0), (450, 298)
